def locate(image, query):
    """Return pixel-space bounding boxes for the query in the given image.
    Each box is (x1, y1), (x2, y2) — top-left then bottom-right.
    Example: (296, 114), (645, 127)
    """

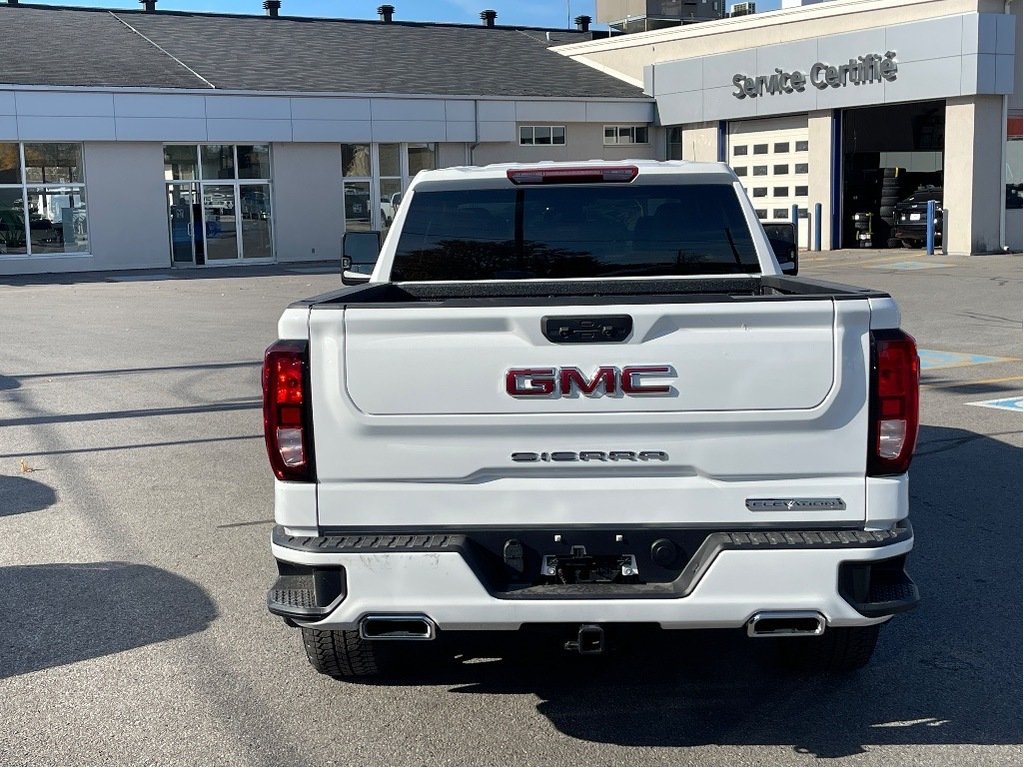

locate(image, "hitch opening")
(565, 624), (605, 655)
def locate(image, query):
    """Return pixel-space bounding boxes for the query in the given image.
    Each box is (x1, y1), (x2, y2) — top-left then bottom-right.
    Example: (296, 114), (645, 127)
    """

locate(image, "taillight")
(262, 340), (314, 482)
(868, 329), (920, 476)
(506, 166), (638, 185)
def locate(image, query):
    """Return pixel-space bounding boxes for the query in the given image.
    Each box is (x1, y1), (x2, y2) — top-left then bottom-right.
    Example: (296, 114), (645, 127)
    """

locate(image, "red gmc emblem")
(506, 366), (675, 398)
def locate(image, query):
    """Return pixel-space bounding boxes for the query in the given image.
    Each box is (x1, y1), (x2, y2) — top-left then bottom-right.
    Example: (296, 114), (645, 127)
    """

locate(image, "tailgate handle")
(543, 315), (633, 344)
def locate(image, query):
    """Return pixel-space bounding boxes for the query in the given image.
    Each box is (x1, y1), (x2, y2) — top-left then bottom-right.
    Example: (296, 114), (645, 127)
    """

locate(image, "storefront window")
(163, 144), (273, 264)
(201, 144), (235, 180)
(0, 143), (20, 185)
(407, 143), (436, 177)
(341, 142), (438, 239)
(237, 145), (271, 180)
(164, 145), (198, 180)
(24, 143), (83, 184)
(0, 143), (88, 256)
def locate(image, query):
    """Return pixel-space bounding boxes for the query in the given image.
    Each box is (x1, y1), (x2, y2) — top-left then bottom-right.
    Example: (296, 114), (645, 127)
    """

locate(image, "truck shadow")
(0, 562), (218, 680)
(358, 425), (1023, 757)
(0, 474), (58, 517)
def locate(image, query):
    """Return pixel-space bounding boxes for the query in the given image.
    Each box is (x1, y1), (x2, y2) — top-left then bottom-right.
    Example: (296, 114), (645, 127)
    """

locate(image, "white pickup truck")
(263, 161), (919, 679)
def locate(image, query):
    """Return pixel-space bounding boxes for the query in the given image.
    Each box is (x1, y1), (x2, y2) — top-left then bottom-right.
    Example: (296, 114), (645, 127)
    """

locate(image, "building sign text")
(732, 52), (898, 99)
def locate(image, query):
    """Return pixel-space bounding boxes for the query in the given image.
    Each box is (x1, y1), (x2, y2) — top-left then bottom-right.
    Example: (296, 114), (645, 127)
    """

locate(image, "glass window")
(379, 144), (402, 177)
(753, 144), (769, 155)
(773, 208), (788, 219)
(604, 126), (648, 145)
(24, 143), (83, 184)
(26, 187), (88, 255)
(774, 187), (789, 197)
(201, 145), (235, 180)
(202, 184), (237, 260)
(164, 145), (198, 181)
(667, 127), (682, 161)
(774, 164), (789, 175)
(342, 144), (372, 177)
(0, 188), (27, 255)
(407, 143), (436, 176)
(795, 185), (809, 196)
(795, 140), (809, 152)
(753, 166), (768, 176)
(522, 127), (566, 147)
(392, 183), (760, 281)
(795, 163), (809, 174)
(774, 142), (790, 153)
(752, 187), (767, 197)
(0, 143), (21, 185)
(733, 145), (748, 156)
(344, 180), (372, 232)
(734, 167), (747, 177)
(237, 145), (270, 179)
(755, 209), (768, 219)
(798, 208), (809, 218)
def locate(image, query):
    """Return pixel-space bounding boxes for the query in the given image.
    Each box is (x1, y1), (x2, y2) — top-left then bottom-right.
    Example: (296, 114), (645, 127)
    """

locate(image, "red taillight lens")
(262, 340), (314, 481)
(506, 166), (638, 185)
(868, 329), (920, 475)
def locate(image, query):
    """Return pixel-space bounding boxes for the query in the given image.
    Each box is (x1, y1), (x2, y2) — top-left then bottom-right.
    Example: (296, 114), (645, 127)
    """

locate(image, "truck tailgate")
(308, 298), (872, 527)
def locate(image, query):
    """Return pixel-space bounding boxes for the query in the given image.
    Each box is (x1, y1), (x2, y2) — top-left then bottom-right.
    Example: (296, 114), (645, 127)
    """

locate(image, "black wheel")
(777, 624), (881, 673)
(886, 237), (902, 248)
(302, 628), (386, 678)
(902, 239), (921, 249)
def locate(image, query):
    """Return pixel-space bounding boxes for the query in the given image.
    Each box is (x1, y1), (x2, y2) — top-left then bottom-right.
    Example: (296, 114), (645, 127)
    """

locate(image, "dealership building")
(0, 0), (1019, 276)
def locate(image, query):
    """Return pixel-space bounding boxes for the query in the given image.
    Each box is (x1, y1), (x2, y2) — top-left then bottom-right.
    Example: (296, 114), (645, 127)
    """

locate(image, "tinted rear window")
(391, 184), (758, 281)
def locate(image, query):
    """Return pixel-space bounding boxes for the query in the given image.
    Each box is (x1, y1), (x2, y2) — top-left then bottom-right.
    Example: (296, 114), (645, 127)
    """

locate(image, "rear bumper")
(268, 522), (916, 630)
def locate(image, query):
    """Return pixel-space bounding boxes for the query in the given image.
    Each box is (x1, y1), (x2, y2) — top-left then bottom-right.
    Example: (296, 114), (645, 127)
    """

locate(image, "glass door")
(166, 182), (203, 265)
(202, 183), (239, 261)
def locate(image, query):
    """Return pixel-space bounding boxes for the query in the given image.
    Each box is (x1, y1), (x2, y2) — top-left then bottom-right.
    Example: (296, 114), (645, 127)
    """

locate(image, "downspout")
(468, 99), (480, 165)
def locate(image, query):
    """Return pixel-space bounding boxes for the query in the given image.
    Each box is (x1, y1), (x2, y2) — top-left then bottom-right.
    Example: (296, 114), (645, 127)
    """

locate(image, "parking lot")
(0, 251), (1021, 766)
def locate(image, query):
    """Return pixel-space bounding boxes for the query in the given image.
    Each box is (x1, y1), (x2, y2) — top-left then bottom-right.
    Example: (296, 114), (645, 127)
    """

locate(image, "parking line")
(918, 349), (1013, 370)
(966, 397), (1023, 413)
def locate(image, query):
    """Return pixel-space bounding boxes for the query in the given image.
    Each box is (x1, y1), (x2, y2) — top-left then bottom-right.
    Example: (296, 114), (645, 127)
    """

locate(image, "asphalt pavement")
(0, 251), (1020, 766)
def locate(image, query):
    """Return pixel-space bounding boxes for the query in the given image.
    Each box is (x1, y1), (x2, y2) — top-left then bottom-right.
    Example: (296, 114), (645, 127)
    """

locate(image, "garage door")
(728, 117), (810, 248)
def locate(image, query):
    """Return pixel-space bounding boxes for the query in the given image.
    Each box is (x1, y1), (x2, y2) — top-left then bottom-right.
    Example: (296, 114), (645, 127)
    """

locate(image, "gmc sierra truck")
(263, 161), (920, 679)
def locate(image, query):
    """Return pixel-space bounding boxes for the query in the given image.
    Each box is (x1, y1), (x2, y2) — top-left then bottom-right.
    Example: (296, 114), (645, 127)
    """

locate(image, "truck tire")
(777, 624), (880, 673)
(301, 628), (383, 678)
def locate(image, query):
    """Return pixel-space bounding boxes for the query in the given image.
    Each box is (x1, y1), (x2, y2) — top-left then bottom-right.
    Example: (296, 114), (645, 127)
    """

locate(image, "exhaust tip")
(359, 614), (436, 640)
(747, 611), (826, 638)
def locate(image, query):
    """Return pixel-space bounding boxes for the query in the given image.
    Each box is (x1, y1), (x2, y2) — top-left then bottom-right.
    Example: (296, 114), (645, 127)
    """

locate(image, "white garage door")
(728, 116), (810, 248)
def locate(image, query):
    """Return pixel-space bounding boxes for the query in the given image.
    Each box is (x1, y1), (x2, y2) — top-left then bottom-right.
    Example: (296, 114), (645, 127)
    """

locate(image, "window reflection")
(27, 187), (88, 254)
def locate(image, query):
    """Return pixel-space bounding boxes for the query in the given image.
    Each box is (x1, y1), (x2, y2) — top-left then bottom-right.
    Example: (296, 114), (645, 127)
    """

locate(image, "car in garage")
(892, 186), (943, 248)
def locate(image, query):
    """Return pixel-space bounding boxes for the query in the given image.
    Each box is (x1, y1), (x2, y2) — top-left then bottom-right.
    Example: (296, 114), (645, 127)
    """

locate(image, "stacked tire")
(879, 168), (903, 248)
(879, 168), (902, 224)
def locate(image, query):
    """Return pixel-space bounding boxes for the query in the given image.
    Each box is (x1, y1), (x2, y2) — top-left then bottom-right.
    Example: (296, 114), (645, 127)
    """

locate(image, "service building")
(0, 0), (1020, 276)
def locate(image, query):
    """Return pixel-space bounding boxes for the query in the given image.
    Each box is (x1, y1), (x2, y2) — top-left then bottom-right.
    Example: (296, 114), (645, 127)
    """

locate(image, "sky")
(40, 0), (784, 28)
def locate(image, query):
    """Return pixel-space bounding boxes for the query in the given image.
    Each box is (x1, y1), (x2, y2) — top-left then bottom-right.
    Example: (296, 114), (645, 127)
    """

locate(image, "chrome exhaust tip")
(747, 611), (826, 638)
(359, 614), (437, 640)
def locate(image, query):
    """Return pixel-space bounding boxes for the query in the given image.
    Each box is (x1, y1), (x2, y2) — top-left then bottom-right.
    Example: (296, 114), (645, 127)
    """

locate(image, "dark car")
(892, 186), (942, 248)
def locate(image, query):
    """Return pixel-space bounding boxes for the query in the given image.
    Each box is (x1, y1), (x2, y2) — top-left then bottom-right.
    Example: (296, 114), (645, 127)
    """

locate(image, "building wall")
(945, 95), (1006, 254)
(807, 111), (835, 248)
(559, 0), (1004, 84)
(271, 143), (345, 264)
(0, 141), (169, 276)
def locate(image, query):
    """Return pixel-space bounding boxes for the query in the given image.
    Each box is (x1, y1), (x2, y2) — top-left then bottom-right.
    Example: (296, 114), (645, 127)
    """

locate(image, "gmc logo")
(505, 366), (676, 398)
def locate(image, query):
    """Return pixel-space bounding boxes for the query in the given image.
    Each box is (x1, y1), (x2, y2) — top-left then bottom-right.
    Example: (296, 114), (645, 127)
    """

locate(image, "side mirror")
(342, 230), (381, 286)
(762, 222), (798, 276)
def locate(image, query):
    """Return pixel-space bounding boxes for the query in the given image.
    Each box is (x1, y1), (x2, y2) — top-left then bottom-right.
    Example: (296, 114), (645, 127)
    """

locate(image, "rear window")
(391, 183), (759, 281)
